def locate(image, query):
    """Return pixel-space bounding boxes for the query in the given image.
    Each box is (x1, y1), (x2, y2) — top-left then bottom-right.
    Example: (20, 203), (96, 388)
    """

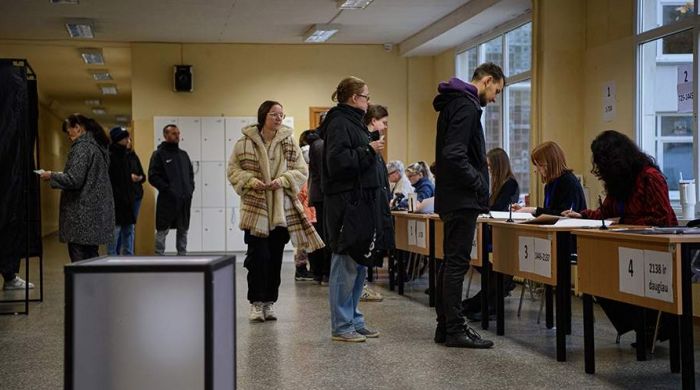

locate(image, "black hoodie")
(433, 79), (489, 214)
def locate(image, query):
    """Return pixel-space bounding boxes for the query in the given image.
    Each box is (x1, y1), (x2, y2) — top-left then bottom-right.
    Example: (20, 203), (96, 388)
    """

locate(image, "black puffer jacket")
(433, 79), (489, 214)
(148, 142), (195, 230)
(109, 143), (136, 226)
(321, 104), (390, 253)
(307, 131), (324, 205)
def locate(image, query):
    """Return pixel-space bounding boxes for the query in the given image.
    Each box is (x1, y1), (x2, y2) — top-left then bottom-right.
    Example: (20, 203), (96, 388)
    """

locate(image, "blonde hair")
(332, 76), (366, 103)
(531, 141), (570, 183)
(406, 161), (434, 183)
(487, 148), (515, 206)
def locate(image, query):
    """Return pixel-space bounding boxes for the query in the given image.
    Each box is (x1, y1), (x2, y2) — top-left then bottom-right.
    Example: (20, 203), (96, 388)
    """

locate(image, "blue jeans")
(115, 197), (142, 255)
(107, 225), (134, 255)
(329, 253), (366, 335)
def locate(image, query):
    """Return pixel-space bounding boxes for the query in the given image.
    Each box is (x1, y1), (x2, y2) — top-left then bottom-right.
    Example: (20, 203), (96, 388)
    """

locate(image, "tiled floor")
(0, 234), (698, 389)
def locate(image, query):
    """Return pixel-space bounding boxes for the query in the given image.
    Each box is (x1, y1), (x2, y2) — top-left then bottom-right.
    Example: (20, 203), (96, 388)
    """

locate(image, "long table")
(488, 220), (576, 362)
(573, 228), (698, 389)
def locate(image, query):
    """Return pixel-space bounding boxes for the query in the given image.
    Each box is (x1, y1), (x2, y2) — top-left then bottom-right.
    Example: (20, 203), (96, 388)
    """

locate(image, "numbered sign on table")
(644, 250), (674, 303)
(416, 221), (427, 249)
(533, 237), (552, 278)
(518, 236), (535, 273)
(618, 247), (645, 297)
(408, 220), (417, 246)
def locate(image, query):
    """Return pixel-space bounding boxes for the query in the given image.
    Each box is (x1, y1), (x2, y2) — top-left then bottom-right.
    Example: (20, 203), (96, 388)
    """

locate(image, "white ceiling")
(0, 0), (531, 125)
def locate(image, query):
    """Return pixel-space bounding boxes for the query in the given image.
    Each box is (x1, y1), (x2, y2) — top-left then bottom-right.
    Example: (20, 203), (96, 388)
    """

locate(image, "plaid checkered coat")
(227, 125), (324, 252)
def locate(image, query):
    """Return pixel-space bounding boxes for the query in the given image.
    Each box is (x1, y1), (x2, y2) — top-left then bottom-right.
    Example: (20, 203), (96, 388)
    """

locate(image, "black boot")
(445, 325), (494, 349)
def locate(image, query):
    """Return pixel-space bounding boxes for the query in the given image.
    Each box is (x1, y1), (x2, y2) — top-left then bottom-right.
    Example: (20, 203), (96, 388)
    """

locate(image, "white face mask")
(301, 145), (310, 163)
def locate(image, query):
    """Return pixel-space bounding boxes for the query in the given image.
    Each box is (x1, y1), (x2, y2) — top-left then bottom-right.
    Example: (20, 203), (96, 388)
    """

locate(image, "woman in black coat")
(322, 76), (385, 342)
(107, 127), (137, 255)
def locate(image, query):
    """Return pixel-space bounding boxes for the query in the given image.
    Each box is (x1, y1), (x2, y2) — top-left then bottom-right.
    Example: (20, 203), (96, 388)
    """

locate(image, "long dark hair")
(590, 130), (659, 200)
(62, 113), (109, 148)
(256, 100), (282, 131)
(487, 148), (515, 206)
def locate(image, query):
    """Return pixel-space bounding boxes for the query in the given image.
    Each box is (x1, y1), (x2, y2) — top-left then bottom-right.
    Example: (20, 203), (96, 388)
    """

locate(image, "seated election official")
(563, 130), (678, 344)
(463, 148), (519, 320)
(513, 141), (586, 215)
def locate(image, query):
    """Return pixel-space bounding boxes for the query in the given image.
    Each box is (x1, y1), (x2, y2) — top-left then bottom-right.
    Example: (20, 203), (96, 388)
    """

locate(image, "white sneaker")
(249, 302), (265, 322)
(262, 302), (277, 321)
(3, 277), (34, 291)
(360, 285), (383, 302)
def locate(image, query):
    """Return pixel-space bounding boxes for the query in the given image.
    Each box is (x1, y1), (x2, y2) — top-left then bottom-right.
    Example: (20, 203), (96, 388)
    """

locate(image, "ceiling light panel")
(84, 99), (101, 106)
(115, 115), (130, 123)
(51, 0), (79, 4)
(79, 48), (104, 65)
(304, 24), (340, 43)
(65, 19), (94, 39)
(99, 84), (118, 95)
(90, 69), (112, 81)
(337, 0), (374, 9)
(92, 107), (107, 115)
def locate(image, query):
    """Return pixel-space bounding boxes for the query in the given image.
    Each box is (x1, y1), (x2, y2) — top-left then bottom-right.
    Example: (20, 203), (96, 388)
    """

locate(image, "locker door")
(202, 208), (226, 252)
(201, 117), (225, 161)
(201, 161), (226, 208)
(226, 185), (240, 209)
(226, 207), (246, 252)
(224, 117), (250, 163)
(191, 162), (203, 208)
(154, 117), (178, 148)
(188, 208), (203, 252)
(178, 117), (202, 161)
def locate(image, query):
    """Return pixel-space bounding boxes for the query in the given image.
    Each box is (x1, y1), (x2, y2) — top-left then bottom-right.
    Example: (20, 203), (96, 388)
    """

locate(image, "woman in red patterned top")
(564, 130), (678, 345)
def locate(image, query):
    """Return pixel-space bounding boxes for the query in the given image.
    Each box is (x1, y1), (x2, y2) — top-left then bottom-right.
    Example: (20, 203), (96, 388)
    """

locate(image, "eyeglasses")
(388, 170), (398, 176)
(356, 94), (370, 101)
(267, 113), (286, 119)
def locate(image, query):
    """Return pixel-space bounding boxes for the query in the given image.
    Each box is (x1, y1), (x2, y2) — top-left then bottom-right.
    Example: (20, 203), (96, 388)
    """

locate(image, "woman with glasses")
(386, 160), (413, 208)
(398, 161), (435, 210)
(228, 100), (324, 323)
(322, 76), (386, 342)
(512, 141), (586, 216)
(39, 114), (115, 262)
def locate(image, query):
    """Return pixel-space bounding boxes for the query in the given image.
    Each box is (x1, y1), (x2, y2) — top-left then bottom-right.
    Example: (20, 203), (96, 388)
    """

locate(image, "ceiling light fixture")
(92, 107), (107, 115)
(84, 98), (101, 106)
(79, 48), (104, 65)
(303, 24), (340, 43)
(98, 84), (118, 95)
(89, 69), (112, 81)
(115, 115), (130, 123)
(65, 19), (94, 39)
(337, 0), (374, 9)
(51, 0), (79, 4)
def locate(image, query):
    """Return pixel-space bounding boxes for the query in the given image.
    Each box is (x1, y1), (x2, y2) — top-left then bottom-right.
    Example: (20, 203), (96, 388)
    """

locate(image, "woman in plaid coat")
(228, 100), (324, 322)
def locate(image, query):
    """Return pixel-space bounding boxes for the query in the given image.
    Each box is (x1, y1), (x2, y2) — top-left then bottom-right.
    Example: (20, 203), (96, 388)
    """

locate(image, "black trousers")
(436, 209), (479, 335)
(244, 227), (289, 303)
(67, 243), (99, 263)
(310, 202), (331, 278)
(0, 257), (20, 282)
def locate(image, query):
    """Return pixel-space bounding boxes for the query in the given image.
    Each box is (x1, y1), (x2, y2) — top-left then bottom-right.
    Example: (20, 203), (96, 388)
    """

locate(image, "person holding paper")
(512, 141), (586, 216)
(433, 63), (505, 349)
(39, 114), (115, 262)
(562, 130), (677, 345)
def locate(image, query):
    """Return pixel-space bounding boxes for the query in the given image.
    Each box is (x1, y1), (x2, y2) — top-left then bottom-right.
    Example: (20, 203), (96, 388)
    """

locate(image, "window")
(455, 21), (532, 196)
(637, 2), (695, 202)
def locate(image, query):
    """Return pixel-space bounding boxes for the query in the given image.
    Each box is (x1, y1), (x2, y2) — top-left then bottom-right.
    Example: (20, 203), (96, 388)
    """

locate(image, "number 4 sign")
(618, 247), (645, 297)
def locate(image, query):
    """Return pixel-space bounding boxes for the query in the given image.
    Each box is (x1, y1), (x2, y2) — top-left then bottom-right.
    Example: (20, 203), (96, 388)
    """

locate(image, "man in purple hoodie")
(433, 63), (505, 348)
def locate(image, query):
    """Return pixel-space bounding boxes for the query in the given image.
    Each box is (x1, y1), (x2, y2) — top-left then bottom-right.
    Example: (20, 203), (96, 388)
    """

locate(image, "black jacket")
(127, 149), (146, 200)
(148, 142), (195, 230)
(433, 90), (489, 214)
(535, 170), (586, 216)
(307, 132), (324, 205)
(109, 143), (136, 226)
(320, 104), (389, 253)
(491, 177), (519, 212)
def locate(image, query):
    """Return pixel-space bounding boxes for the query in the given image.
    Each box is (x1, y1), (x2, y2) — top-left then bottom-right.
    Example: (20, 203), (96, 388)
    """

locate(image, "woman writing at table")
(563, 130), (677, 344)
(512, 141), (586, 215)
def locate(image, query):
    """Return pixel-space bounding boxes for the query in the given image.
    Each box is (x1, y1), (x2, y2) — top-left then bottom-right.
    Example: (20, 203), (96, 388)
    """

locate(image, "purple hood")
(433, 77), (481, 112)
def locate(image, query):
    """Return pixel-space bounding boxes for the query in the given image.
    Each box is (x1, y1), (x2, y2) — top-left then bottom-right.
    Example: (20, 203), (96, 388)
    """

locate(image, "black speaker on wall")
(173, 65), (193, 92)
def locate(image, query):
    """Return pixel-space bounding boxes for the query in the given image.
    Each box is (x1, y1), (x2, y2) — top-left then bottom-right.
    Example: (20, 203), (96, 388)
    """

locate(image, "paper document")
(552, 218), (614, 228)
(486, 211), (535, 220)
(33, 169), (45, 174)
(519, 214), (561, 225)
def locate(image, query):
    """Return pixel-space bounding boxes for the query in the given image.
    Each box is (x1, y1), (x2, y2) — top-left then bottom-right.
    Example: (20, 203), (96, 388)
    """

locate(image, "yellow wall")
(38, 101), (69, 236)
(131, 42), (434, 254)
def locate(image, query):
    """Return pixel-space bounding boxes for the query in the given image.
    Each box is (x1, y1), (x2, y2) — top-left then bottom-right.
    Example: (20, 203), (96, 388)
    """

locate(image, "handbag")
(337, 176), (378, 267)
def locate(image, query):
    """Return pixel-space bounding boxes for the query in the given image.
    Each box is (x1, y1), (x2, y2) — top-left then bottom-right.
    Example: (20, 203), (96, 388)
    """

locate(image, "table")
(573, 229), (698, 389)
(489, 220), (576, 362)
